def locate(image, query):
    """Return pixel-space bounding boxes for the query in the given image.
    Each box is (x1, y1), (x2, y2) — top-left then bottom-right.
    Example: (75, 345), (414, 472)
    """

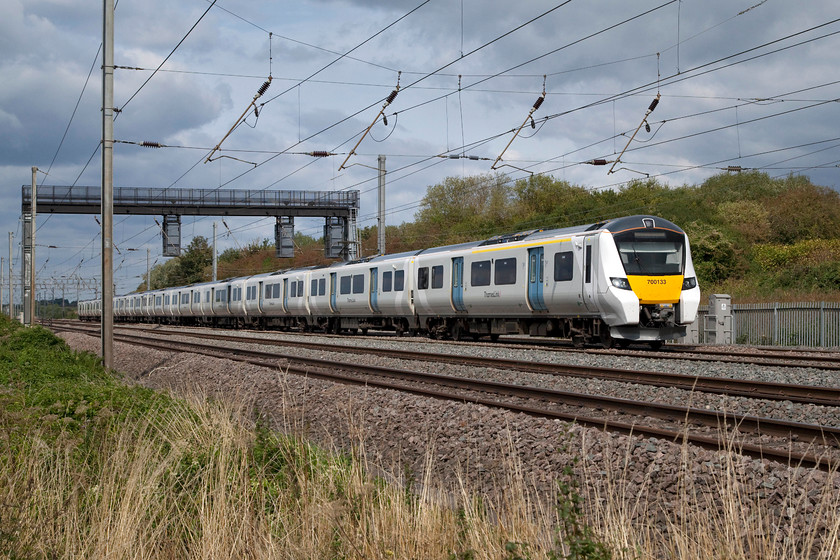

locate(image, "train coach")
(79, 215), (700, 348)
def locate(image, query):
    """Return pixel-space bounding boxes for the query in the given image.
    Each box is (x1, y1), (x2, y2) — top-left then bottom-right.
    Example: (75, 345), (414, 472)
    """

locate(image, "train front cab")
(601, 216), (700, 345)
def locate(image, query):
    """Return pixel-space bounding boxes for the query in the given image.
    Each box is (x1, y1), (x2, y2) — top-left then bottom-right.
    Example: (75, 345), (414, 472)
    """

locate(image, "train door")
(282, 278), (289, 313)
(580, 236), (598, 312)
(527, 247), (547, 311)
(369, 267), (380, 313)
(257, 281), (264, 313)
(451, 257), (466, 312)
(329, 272), (338, 313)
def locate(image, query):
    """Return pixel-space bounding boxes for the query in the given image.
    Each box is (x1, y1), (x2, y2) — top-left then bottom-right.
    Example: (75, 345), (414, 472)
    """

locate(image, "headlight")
(610, 277), (632, 290)
(682, 277), (697, 290)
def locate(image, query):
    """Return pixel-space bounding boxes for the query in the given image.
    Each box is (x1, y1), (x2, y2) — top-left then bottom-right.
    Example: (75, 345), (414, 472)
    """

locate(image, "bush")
(684, 222), (737, 285)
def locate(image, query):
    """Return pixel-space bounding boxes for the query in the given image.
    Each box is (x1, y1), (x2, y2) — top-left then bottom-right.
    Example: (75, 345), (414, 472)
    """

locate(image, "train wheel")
(649, 341), (663, 351)
(450, 323), (464, 341)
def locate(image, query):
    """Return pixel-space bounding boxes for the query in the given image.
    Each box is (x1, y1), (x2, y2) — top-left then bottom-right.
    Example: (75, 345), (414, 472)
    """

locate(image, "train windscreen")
(613, 229), (685, 275)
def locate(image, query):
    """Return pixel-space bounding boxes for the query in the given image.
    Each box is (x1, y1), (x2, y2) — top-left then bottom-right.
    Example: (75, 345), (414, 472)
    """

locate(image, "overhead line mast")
(102, 0), (114, 368)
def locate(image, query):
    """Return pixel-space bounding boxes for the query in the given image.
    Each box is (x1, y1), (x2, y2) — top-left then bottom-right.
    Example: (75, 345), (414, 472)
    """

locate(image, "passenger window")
(394, 270), (405, 291)
(311, 279), (318, 296)
(554, 251), (574, 282)
(383, 271), (392, 292)
(319, 278), (326, 296)
(471, 260), (491, 287)
(495, 258), (516, 285)
(353, 274), (364, 294)
(273, 283), (281, 299)
(431, 265), (444, 289)
(340, 276), (352, 295)
(417, 267), (429, 290)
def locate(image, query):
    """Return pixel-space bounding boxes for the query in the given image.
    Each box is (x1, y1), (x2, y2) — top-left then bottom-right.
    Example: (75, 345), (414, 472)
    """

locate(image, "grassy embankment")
(2, 318), (839, 558)
(0, 318), (578, 558)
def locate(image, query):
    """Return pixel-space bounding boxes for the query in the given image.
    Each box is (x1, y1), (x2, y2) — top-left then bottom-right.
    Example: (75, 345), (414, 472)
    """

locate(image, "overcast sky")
(2, 0), (839, 300)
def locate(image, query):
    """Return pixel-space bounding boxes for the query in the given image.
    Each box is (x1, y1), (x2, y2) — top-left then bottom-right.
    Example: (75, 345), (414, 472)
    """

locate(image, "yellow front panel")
(627, 275), (683, 304)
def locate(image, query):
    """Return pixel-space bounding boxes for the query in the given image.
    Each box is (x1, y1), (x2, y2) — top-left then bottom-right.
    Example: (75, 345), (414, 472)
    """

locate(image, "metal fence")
(694, 301), (840, 347)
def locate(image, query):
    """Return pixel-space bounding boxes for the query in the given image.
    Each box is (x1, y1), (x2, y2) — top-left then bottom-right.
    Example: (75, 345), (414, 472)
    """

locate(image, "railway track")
(58, 319), (840, 369)
(57, 321), (840, 407)
(52, 321), (840, 472)
(490, 336), (840, 370)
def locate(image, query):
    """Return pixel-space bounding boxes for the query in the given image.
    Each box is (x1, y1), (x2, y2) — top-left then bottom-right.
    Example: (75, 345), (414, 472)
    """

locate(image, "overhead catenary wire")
(59, 3), (832, 202)
(491, 77), (547, 173)
(125, 0), (765, 219)
(608, 93), (661, 175)
(157, 0), (433, 200)
(166, 0), (576, 198)
(339, 73), (401, 170)
(204, 76), (273, 163)
(117, 0), (218, 119)
(154, 84), (840, 249)
(257, 2), (431, 110)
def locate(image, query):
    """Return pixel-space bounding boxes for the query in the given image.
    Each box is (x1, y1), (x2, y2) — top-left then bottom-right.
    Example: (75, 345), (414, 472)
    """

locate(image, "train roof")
(503, 215), (684, 243)
(598, 215), (684, 234)
(417, 241), (483, 255)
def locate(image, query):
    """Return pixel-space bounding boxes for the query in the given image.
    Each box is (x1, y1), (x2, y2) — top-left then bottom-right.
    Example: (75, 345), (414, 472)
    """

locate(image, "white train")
(78, 215), (701, 348)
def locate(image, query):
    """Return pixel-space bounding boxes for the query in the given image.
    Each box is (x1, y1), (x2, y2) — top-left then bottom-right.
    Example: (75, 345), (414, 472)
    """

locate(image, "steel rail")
(502, 337), (840, 370)
(58, 319), (840, 369)
(56, 323), (840, 472)
(78, 322), (840, 407)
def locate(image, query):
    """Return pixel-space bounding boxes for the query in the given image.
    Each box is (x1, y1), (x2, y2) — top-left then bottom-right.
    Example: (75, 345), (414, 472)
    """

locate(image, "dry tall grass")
(579, 429), (840, 559)
(0, 391), (558, 559)
(3, 385), (839, 559)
